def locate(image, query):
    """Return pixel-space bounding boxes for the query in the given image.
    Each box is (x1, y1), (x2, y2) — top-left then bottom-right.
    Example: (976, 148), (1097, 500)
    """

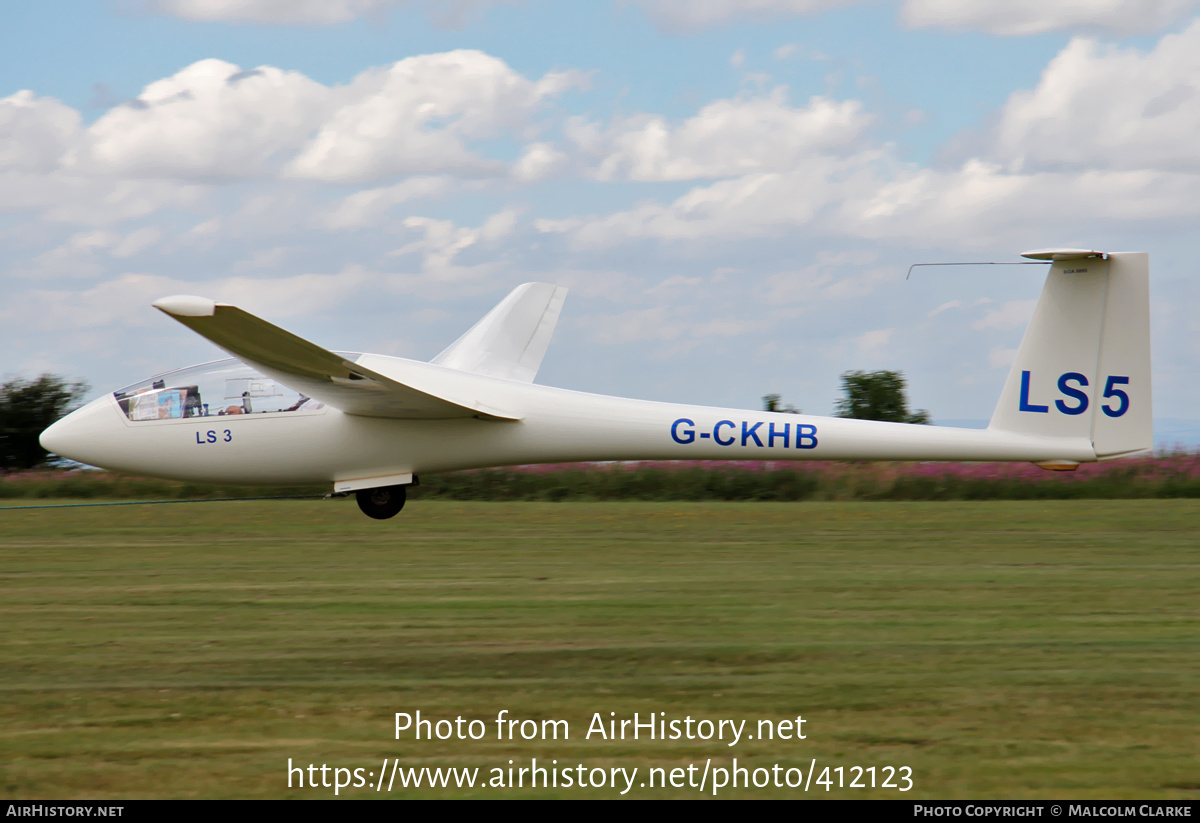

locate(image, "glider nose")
(39, 396), (117, 467)
(39, 408), (84, 463)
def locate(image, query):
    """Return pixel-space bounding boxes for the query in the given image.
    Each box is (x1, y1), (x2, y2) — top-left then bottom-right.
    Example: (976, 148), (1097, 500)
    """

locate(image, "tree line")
(0, 375), (88, 470)
(765, 369), (930, 424)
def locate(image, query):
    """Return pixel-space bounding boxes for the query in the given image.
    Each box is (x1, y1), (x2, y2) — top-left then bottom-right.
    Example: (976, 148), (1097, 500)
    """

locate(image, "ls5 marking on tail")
(1018, 371), (1130, 418)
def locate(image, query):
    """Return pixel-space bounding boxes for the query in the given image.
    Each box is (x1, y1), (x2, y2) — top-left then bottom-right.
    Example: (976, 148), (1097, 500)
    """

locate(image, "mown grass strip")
(1, 500), (1196, 798)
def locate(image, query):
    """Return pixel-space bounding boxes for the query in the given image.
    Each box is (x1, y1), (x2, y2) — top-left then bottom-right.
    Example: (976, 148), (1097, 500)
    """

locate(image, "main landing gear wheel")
(356, 485), (407, 519)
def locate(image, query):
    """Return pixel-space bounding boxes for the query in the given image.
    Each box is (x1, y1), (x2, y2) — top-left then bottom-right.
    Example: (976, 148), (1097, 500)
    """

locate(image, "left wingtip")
(153, 295), (217, 317)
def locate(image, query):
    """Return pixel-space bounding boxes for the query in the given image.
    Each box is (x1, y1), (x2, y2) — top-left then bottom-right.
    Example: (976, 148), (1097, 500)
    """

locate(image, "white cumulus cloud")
(854, 326), (894, 352)
(632, 0), (868, 31)
(388, 207), (522, 275)
(321, 176), (455, 230)
(286, 51), (586, 183)
(149, 0), (399, 24)
(973, 300), (1038, 331)
(147, 0), (515, 27)
(635, 0), (1200, 35)
(581, 88), (872, 182)
(537, 158), (851, 246)
(835, 159), (1200, 246)
(512, 142), (567, 182)
(75, 59), (331, 179)
(900, 0), (1200, 36)
(0, 91), (81, 172)
(991, 21), (1200, 172)
(22, 53), (580, 188)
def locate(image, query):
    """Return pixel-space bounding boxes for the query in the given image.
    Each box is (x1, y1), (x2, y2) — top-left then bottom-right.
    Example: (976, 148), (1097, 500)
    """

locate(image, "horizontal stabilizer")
(432, 282), (567, 382)
(1020, 248), (1107, 261)
(152, 295), (520, 421)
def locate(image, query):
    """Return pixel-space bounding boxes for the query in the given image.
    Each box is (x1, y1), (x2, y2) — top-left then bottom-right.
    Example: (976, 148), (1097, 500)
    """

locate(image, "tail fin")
(988, 250), (1152, 458)
(432, 282), (567, 383)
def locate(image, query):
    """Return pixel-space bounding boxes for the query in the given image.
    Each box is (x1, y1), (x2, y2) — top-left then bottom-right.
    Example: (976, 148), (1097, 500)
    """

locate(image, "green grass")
(0, 499), (1197, 798)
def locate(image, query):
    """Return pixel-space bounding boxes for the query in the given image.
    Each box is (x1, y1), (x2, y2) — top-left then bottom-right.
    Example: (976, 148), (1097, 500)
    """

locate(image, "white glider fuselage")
(44, 357), (1098, 490)
(41, 249), (1152, 507)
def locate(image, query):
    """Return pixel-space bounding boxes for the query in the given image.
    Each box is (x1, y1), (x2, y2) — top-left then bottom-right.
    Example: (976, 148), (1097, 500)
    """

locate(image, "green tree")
(0, 374), (90, 470)
(762, 394), (801, 414)
(833, 370), (930, 424)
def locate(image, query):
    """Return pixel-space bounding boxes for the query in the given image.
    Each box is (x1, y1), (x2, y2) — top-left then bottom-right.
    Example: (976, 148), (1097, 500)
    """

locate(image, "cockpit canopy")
(112, 357), (358, 422)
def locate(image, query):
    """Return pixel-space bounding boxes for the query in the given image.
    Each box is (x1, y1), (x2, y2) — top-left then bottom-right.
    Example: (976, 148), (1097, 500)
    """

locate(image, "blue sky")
(4, 0), (1200, 441)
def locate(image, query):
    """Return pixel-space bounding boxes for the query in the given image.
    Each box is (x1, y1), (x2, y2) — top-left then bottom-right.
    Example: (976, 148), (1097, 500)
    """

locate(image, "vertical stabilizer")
(988, 251), (1151, 458)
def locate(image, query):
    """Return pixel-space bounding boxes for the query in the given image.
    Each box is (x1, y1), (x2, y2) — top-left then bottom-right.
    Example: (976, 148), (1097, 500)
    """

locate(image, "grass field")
(1, 499), (1196, 799)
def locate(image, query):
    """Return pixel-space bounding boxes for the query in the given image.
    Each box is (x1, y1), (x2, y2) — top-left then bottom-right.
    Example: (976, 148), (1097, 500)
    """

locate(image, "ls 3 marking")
(195, 429), (233, 444)
(1018, 371), (1130, 417)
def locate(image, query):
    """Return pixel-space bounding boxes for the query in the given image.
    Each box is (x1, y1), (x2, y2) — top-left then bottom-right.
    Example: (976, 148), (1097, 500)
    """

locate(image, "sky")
(3, 0), (1200, 442)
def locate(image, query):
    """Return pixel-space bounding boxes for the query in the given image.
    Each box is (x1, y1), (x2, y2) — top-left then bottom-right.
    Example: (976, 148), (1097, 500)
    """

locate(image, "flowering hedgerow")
(3, 452), (1200, 501)
(410, 453), (1200, 501)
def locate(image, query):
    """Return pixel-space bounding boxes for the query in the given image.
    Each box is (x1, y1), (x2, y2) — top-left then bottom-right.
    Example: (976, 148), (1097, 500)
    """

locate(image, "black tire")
(356, 485), (407, 520)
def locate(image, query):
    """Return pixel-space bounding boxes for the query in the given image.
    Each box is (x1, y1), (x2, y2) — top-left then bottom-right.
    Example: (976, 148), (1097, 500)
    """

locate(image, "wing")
(152, 295), (520, 421)
(432, 282), (567, 382)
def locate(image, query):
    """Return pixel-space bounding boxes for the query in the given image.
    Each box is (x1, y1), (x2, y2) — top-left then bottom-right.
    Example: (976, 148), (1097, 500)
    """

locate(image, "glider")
(40, 249), (1152, 519)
